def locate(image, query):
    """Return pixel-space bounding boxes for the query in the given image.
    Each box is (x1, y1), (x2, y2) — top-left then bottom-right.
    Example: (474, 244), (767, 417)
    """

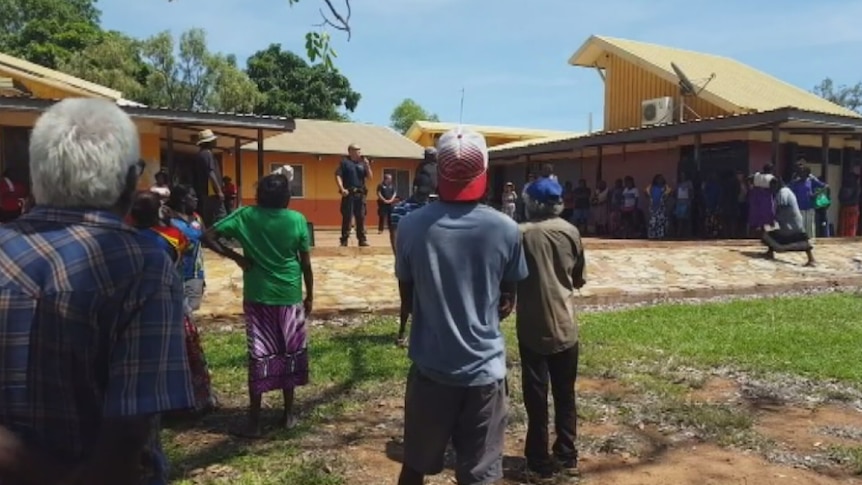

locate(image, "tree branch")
(315, 0), (351, 39)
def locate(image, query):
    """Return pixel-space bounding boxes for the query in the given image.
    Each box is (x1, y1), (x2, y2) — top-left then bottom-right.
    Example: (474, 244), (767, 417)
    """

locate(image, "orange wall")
(223, 151), (420, 227)
(603, 54), (728, 132)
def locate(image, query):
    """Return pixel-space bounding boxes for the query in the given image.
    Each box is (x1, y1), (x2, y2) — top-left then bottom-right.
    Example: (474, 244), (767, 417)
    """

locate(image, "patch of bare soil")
(757, 405), (862, 454)
(687, 377), (739, 404)
(580, 444), (854, 485)
(309, 378), (862, 485)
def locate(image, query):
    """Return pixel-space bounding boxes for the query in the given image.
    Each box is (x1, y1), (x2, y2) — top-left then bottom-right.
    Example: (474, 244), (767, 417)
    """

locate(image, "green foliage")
(389, 98), (440, 134)
(814, 78), (862, 113)
(59, 31), (151, 101)
(1, 0), (358, 115)
(246, 44), (360, 120)
(0, 0), (102, 68)
(140, 29), (261, 112)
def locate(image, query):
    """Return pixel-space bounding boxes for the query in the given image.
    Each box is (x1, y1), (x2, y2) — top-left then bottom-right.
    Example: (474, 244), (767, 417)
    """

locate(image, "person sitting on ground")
(517, 177), (585, 482)
(205, 173), (314, 437)
(395, 127), (528, 485)
(762, 177), (815, 266)
(0, 98), (195, 485)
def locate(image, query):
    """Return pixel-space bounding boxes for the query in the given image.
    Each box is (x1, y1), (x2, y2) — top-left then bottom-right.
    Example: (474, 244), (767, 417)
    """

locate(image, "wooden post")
(256, 128), (265, 182)
(166, 125), (175, 182)
(770, 125), (780, 168)
(234, 136), (242, 208)
(694, 133), (702, 172)
(820, 133), (829, 180)
(596, 145), (604, 184)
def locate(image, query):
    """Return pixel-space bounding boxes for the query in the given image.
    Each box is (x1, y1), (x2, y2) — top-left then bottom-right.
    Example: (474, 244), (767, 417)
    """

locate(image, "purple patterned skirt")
(748, 187), (775, 228)
(243, 302), (309, 395)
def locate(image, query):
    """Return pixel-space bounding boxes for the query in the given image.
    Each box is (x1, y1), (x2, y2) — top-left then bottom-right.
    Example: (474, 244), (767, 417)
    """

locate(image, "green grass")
(579, 293), (862, 383)
(165, 293), (862, 483)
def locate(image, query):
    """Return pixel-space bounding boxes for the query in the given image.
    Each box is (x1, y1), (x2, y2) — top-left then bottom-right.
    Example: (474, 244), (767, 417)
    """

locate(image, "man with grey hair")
(0, 98), (194, 485)
(516, 177), (585, 482)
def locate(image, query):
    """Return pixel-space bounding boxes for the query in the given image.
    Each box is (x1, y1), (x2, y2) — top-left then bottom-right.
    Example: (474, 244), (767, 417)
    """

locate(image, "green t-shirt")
(214, 206), (309, 306)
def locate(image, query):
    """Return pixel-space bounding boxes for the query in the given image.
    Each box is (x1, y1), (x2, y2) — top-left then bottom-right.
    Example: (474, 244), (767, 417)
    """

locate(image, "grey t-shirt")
(395, 202), (528, 387)
(775, 187), (804, 234)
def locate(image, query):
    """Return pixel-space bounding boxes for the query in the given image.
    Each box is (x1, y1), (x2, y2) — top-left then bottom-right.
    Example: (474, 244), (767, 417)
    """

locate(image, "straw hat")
(196, 129), (217, 145)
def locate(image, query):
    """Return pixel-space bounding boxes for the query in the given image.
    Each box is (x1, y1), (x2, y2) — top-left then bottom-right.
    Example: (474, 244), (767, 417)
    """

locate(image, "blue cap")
(526, 177), (563, 203)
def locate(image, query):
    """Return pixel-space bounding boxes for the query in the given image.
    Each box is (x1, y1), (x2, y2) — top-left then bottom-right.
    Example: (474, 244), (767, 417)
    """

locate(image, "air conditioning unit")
(641, 97), (674, 126)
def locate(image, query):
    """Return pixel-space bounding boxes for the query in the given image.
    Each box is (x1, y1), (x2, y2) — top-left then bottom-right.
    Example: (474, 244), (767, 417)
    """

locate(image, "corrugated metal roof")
(569, 35), (861, 118)
(488, 133), (587, 152)
(0, 51), (122, 99)
(243, 119), (424, 159)
(490, 107), (862, 160)
(406, 120), (579, 142)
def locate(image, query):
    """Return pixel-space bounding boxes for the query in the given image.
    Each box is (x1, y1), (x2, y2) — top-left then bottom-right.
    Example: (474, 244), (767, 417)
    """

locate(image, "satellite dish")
(671, 62), (698, 96)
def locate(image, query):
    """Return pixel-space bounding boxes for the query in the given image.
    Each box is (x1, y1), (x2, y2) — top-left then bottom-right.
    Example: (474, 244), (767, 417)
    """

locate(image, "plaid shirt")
(0, 207), (194, 484)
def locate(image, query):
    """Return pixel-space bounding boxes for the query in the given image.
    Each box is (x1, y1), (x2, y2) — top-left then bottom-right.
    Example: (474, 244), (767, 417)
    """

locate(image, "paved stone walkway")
(197, 240), (862, 317)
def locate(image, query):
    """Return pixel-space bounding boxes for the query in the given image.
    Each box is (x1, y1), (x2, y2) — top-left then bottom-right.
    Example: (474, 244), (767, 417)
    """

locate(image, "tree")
(389, 98), (439, 134)
(59, 31), (151, 102)
(168, 0), (351, 68)
(141, 29), (260, 112)
(813, 78), (862, 113)
(0, 0), (102, 68)
(246, 44), (360, 120)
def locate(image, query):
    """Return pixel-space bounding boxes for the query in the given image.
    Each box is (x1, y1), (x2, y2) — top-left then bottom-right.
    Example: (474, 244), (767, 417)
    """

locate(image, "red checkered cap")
(435, 128), (489, 201)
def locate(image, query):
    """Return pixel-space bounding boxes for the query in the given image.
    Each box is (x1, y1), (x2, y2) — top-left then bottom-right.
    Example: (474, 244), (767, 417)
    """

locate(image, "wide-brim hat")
(196, 129), (217, 145)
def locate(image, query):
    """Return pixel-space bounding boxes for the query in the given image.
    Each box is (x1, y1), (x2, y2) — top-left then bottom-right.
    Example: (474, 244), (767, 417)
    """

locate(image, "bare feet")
(280, 413), (299, 429)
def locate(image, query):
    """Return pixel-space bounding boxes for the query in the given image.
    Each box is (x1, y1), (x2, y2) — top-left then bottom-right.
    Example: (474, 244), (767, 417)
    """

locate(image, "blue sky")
(99, 0), (862, 132)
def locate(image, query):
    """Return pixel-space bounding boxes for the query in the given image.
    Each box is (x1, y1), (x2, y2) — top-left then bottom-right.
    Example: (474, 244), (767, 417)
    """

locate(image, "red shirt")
(0, 178), (26, 212)
(223, 182), (237, 199)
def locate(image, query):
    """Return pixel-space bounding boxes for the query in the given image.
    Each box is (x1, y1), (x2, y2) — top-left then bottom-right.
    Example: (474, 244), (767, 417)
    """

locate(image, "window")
(268, 163), (305, 198)
(383, 168), (411, 199)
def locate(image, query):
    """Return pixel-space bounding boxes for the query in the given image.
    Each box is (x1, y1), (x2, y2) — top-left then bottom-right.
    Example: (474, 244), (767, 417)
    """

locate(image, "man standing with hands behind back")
(196, 129), (226, 225)
(335, 142), (372, 246)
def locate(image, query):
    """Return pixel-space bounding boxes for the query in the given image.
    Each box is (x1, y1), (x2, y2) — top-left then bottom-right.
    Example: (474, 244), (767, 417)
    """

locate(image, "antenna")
(669, 62), (716, 122)
(459, 87), (465, 125)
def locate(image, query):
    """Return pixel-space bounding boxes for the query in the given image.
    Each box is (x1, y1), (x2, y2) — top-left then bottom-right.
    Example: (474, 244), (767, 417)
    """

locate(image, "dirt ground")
(297, 376), (862, 485)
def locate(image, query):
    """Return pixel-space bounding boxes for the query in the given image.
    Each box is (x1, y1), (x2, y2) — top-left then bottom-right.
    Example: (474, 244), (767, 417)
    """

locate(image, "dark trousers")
(340, 192), (366, 243)
(205, 195), (227, 226)
(378, 203), (392, 232)
(520, 343), (579, 473)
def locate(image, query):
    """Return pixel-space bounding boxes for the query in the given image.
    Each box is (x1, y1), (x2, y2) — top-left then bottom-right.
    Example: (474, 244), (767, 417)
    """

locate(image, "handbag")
(814, 189), (831, 209)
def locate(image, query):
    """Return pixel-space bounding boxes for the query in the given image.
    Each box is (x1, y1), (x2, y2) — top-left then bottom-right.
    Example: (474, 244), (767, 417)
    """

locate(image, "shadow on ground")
(164, 332), (399, 479)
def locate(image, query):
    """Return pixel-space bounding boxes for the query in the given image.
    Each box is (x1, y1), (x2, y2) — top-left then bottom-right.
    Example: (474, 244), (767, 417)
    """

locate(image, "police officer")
(335, 143), (372, 246)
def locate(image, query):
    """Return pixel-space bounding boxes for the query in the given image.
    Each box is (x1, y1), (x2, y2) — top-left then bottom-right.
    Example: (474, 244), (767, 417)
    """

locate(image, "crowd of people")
(0, 96), (853, 485)
(496, 160), (856, 244)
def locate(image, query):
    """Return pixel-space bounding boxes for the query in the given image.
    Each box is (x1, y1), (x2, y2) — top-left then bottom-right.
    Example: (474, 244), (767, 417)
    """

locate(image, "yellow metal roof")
(488, 133), (586, 152)
(0, 51), (123, 99)
(569, 35), (861, 118)
(405, 120), (580, 142)
(243, 119), (424, 159)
